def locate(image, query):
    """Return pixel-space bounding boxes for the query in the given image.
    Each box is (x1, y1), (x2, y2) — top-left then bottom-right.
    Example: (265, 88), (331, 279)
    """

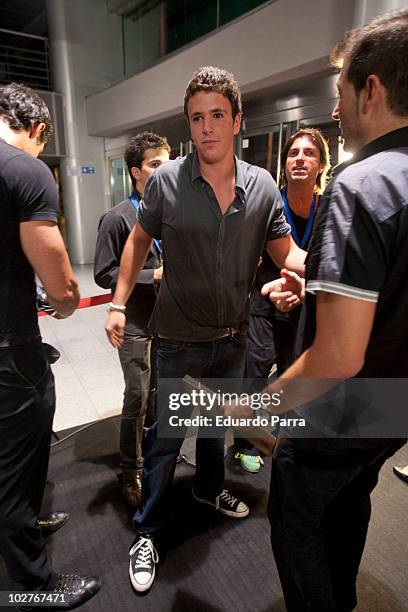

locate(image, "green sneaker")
(235, 452), (264, 473)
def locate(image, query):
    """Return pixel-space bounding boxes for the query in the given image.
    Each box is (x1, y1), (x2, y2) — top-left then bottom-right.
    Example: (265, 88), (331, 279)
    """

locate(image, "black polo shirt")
(138, 152), (290, 341)
(305, 126), (408, 377)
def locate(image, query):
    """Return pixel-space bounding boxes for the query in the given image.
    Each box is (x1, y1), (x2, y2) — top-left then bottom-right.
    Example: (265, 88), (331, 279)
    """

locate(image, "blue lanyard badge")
(281, 187), (317, 249)
(130, 193), (162, 255)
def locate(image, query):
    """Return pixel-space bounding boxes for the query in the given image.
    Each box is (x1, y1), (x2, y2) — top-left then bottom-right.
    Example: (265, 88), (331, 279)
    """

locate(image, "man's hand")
(223, 396), (253, 420)
(154, 266), (163, 283)
(223, 398), (276, 456)
(261, 268), (305, 312)
(105, 311), (126, 348)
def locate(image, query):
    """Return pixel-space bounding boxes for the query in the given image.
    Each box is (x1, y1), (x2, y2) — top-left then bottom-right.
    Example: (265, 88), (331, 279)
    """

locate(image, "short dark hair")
(125, 131), (171, 188)
(0, 82), (53, 143)
(280, 128), (331, 195)
(330, 8), (408, 116)
(184, 66), (242, 120)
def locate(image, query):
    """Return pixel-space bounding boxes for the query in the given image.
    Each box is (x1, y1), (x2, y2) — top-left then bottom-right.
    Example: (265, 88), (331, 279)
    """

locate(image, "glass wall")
(124, 3), (163, 77)
(123, 0), (267, 77)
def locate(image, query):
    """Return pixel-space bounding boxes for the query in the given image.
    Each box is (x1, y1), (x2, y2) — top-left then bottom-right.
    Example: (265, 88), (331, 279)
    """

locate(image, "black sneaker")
(129, 536), (159, 592)
(192, 488), (249, 518)
(52, 574), (101, 608)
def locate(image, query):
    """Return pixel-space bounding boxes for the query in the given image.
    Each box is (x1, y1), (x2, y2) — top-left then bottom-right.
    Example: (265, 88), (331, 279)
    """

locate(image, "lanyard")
(130, 193), (162, 255)
(281, 187), (317, 249)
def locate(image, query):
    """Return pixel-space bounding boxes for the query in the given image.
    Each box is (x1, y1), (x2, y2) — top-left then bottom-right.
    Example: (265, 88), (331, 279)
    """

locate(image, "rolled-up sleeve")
(265, 183), (291, 241)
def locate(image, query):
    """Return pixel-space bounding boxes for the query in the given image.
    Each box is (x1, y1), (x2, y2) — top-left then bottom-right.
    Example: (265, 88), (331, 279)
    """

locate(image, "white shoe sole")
(192, 489), (249, 518)
(129, 560), (155, 593)
(240, 463), (261, 474)
(393, 466), (408, 483)
(218, 506), (249, 518)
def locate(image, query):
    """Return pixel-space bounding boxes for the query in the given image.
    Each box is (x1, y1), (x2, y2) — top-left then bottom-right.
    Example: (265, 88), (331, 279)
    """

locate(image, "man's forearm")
(266, 237), (306, 278)
(259, 301), (368, 416)
(283, 244), (306, 277)
(260, 345), (351, 417)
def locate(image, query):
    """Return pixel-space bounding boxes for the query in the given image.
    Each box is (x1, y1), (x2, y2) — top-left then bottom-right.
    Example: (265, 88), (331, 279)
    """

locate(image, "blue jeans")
(132, 333), (247, 536)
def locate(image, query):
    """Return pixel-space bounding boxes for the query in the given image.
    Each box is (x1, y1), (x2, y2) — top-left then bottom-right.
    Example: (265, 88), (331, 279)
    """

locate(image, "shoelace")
(54, 574), (82, 595)
(216, 489), (237, 509)
(129, 537), (159, 570)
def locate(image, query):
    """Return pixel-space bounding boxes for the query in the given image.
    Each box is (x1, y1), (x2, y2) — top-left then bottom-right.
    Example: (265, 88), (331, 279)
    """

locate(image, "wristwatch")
(107, 302), (126, 313)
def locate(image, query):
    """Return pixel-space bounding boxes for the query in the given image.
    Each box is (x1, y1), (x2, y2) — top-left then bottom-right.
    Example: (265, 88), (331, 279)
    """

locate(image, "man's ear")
(30, 122), (46, 141)
(233, 112), (241, 135)
(130, 166), (142, 181)
(361, 74), (382, 115)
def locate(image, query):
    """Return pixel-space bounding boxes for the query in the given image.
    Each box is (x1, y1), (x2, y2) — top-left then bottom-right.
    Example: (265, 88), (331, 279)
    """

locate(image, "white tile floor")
(39, 264), (124, 432)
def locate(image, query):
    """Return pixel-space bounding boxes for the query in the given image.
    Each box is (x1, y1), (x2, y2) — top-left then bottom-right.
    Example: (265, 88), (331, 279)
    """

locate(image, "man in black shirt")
(94, 132), (170, 506)
(255, 9), (408, 611)
(0, 83), (99, 607)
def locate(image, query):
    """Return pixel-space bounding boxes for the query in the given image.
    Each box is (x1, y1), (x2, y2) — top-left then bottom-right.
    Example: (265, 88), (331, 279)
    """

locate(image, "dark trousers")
(273, 308), (302, 375)
(0, 341), (55, 590)
(118, 334), (155, 473)
(268, 435), (406, 612)
(245, 314), (276, 381)
(133, 333), (247, 536)
(235, 315), (276, 455)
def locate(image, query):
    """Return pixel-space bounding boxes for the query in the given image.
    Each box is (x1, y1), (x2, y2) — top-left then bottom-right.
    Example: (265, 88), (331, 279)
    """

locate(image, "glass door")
(240, 123), (290, 185)
(109, 156), (131, 207)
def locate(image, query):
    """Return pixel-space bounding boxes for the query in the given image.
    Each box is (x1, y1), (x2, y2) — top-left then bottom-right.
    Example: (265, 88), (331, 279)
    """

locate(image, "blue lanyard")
(281, 187), (317, 249)
(130, 193), (162, 255)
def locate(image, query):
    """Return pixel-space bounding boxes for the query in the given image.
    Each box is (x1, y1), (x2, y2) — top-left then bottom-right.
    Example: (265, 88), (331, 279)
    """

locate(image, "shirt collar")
(191, 150), (246, 205)
(333, 126), (408, 178)
(131, 189), (143, 202)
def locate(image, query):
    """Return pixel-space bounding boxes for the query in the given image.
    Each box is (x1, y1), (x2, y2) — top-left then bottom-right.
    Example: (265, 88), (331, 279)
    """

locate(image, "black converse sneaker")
(129, 536), (159, 592)
(192, 488), (249, 518)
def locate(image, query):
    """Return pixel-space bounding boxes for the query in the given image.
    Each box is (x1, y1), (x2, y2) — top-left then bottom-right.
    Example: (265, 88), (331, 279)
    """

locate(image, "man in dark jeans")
(0, 83), (100, 607)
(255, 9), (408, 610)
(95, 132), (170, 506)
(106, 66), (306, 593)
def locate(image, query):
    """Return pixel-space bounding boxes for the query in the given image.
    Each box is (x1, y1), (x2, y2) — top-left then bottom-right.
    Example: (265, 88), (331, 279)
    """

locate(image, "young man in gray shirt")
(106, 66), (305, 593)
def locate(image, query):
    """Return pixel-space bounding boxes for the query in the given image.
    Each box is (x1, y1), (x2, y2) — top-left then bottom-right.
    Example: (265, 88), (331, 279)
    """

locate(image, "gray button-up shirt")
(138, 152), (290, 341)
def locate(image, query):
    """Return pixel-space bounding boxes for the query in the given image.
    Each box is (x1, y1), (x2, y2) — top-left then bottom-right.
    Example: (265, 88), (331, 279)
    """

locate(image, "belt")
(158, 327), (242, 342)
(214, 326), (241, 339)
(0, 334), (41, 349)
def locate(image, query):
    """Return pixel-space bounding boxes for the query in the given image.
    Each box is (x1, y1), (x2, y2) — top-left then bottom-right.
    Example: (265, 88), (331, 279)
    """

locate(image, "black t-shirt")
(0, 139), (59, 347)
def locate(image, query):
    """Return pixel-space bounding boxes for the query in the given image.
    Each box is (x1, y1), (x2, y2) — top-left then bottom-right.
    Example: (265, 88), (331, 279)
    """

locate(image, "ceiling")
(0, 0), (47, 36)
